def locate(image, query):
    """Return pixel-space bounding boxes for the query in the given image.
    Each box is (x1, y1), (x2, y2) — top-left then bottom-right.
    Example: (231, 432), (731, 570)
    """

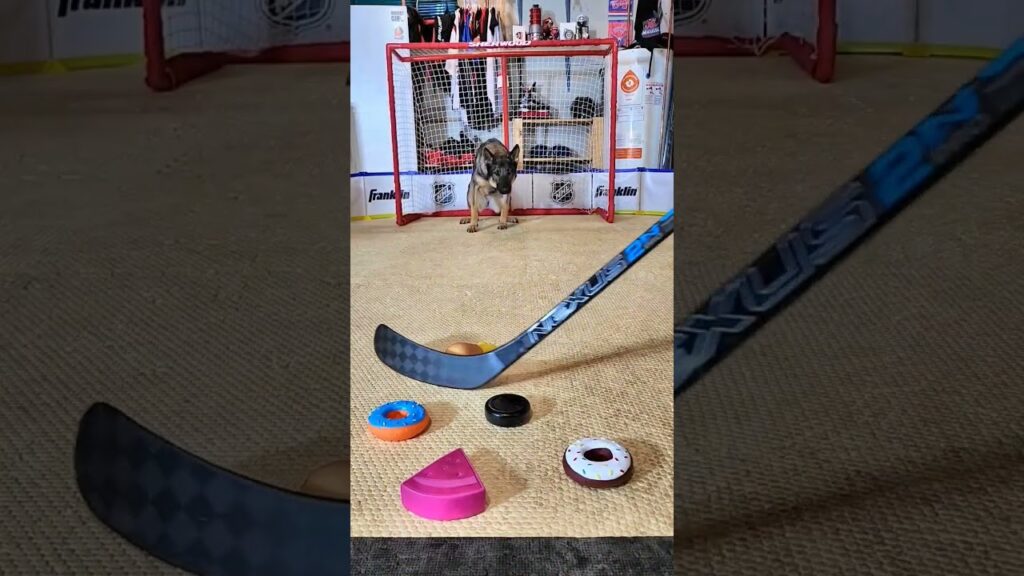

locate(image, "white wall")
(835, 0), (916, 45)
(1, 0), (351, 65)
(0, 1), (51, 63)
(916, 0), (1023, 49)
(839, 0), (1024, 48)
(673, 0), (1020, 51)
(349, 4), (409, 175)
(837, 0), (1022, 49)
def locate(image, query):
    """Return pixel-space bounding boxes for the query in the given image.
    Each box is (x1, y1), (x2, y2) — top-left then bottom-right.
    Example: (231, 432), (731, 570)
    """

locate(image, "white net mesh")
(387, 41), (616, 221)
(159, 0), (343, 59)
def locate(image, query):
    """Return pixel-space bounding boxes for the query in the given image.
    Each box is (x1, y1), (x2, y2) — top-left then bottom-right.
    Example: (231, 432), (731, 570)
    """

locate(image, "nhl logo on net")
(433, 182), (456, 207)
(260, 0), (334, 30)
(676, 0), (712, 25)
(550, 180), (575, 206)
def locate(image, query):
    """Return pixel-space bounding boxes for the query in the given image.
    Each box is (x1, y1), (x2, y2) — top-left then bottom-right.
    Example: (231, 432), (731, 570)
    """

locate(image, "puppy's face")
(487, 145), (520, 195)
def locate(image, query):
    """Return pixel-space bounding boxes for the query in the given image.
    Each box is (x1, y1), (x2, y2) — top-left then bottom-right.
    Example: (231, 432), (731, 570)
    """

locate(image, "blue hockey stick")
(75, 402), (349, 576)
(676, 37), (1024, 396)
(375, 209), (673, 389)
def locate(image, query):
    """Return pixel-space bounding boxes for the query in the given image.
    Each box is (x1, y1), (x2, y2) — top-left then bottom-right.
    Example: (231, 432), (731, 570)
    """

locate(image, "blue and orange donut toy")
(367, 400), (430, 441)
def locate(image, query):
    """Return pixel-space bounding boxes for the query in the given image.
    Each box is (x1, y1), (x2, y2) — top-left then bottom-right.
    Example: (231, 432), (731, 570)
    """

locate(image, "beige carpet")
(1, 62), (348, 574)
(350, 214), (674, 537)
(675, 55), (1024, 575)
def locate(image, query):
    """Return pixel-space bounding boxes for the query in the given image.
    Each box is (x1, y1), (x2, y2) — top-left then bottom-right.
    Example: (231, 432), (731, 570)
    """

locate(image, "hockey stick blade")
(375, 209), (674, 389)
(75, 402), (349, 576)
(676, 37), (1024, 396)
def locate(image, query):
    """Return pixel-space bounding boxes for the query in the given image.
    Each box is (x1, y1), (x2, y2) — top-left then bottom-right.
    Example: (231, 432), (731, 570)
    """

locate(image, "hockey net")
(674, 0), (836, 82)
(142, 0), (348, 91)
(386, 40), (618, 226)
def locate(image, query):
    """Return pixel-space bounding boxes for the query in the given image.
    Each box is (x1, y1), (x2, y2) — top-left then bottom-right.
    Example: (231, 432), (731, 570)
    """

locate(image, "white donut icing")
(564, 438), (631, 482)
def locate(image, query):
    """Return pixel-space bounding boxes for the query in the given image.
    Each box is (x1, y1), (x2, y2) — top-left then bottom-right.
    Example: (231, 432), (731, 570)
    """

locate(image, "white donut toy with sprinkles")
(562, 438), (633, 488)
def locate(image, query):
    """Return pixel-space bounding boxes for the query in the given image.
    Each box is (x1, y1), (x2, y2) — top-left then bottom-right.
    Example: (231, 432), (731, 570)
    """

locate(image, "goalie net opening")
(143, 0), (348, 91)
(386, 40), (618, 226)
(674, 0), (836, 83)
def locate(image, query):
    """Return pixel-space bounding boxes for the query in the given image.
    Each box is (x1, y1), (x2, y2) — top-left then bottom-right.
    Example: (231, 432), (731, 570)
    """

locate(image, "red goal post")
(142, 0), (349, 91)
(674, 0), (837, 83)
(386, 39), (619, 226)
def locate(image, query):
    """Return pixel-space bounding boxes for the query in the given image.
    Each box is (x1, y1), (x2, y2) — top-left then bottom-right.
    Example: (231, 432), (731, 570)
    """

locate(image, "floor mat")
(350, 215), (674, 537)
(675, 56), (1024, 575)
(0, 63), (349, 574)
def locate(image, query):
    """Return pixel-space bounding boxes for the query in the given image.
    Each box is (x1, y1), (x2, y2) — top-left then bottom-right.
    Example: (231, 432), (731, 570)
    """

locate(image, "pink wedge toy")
(400, 448), (487, 521)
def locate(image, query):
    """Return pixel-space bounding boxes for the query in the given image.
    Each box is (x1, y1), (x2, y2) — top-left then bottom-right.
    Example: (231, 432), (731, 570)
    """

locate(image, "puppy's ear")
(509, 144), (521, 163)
(477, 147), (495, 174)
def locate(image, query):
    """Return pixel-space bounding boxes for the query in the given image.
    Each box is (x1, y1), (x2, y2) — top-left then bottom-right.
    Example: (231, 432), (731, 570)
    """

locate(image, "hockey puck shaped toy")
(484, 394), (531, 427)
(563, 438), (633, 489)
(367, 400), (430, 442)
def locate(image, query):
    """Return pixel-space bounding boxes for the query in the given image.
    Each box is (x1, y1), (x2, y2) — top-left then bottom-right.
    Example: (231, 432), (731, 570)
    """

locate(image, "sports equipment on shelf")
(386, 40), (618, 225)
(75, 402), (349, 575)
(676, 37), (1024, 396)
(142, 0), (348, 91)
(674, 0), (837, 83)
(375, 209), (673, 389)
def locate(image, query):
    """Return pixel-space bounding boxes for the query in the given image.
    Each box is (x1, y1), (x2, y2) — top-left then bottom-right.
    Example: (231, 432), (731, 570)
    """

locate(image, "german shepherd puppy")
(460, 139), (521, 233)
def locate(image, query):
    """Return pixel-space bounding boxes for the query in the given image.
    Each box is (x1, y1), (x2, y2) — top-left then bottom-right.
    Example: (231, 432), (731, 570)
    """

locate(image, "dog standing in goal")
(461, 139), (522, 233)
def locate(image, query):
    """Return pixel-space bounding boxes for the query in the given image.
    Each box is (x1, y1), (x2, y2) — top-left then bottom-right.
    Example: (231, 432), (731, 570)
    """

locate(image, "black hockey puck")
(484, 394), (531, 427)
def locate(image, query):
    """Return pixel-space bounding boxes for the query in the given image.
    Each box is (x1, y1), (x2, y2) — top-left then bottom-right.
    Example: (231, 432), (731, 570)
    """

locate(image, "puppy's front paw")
(466, 224), (479, 233)
(459, 218), (471, 225)
(508, 216), (519, 224)
(497, 222), (509, 230)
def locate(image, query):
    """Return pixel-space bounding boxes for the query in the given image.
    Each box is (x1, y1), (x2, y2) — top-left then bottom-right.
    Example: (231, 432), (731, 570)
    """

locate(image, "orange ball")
(446, 342), (483, 355)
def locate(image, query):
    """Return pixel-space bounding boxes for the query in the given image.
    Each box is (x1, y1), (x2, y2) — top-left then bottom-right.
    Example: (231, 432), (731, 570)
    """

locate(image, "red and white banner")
(350, 168), (672, 219)
(1, 0), (349, 64)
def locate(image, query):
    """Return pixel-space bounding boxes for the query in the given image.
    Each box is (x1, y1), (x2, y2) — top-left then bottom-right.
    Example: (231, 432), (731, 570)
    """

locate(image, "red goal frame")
(385, 39), (619, 226)
(142, 0), (349, 91)
(673, 0), (837, 83)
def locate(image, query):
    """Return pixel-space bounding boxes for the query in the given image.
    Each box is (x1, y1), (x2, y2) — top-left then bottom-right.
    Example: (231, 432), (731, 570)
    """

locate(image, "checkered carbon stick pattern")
(374, 325), (520, 389)
(74, 402), (349, 576)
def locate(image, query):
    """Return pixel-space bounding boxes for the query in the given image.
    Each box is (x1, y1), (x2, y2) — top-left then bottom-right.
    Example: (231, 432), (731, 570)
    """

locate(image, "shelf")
(519, 118), (596, 125)
(511, 116), (606, 170)
(524, 158), (591, 162)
